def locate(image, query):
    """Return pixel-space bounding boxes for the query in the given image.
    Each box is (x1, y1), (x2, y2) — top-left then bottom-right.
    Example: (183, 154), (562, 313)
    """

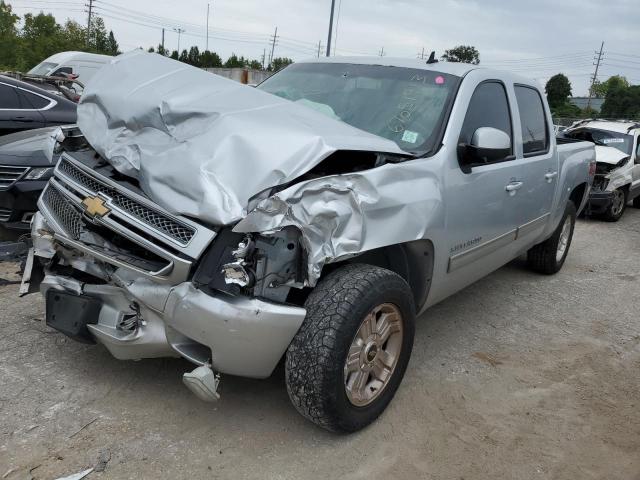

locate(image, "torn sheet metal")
(235, 160), (442, 285)
(594, 145), (629, 165)
(77, 50), (405, 226)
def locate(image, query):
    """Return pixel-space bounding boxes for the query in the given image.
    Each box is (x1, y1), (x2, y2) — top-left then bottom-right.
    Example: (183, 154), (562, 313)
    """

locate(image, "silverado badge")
(81, 195), (111, 218)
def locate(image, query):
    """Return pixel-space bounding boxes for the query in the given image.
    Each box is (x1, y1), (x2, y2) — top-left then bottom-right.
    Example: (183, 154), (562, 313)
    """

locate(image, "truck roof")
(297, 56), (542, 87)
(569, 119), (640, 134)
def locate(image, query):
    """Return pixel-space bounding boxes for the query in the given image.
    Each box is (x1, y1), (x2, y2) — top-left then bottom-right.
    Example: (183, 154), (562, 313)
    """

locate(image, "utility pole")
(333, 0), (342, 56)
(326, 0), (335, 57)
(86, 0), (94, 47)
(261, 49), (266, 70)
(587, 41), (605, 111)
(206, 3), (210, 51)
(161, 28), (165, 53)
(174, 27), (185, 54)
(418, 47), (425, 60)
(378, 47), (385, 57)
(269, 27), (278, 68)
(317, 40), (323, 58)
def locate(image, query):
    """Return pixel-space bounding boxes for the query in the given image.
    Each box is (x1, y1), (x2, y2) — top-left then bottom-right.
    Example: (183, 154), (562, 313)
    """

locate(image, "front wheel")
(603, 188), (626, 222)
(285, 264), (415, 433)
(527, 201), (576, 275)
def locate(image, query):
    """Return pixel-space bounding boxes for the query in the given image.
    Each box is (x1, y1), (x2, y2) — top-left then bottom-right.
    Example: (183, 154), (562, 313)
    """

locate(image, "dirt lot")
(1, 212), (639, 480)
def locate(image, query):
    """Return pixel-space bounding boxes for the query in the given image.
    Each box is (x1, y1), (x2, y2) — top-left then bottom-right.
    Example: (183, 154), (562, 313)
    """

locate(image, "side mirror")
(458, 127), (512, 172)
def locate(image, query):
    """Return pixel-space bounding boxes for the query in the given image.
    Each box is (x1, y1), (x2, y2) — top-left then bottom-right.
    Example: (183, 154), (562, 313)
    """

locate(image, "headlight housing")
(24, 167), (54, 180)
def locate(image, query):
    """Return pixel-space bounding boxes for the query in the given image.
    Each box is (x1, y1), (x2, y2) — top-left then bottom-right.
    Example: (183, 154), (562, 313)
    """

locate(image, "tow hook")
(182, 365), (221, 402)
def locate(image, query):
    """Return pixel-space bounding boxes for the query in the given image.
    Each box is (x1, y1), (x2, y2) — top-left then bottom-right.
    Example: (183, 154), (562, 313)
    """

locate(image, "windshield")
(257, 63), (461, 154)
(566, 128), (633, 155)
(28, 62), (58, 76)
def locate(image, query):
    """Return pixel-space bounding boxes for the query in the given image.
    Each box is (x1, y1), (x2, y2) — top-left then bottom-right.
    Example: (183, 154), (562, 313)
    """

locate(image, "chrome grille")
(42, 184), (84, 239)
(0, 165), (29, 190)
(58, 159), (195, 245)
(0, 207), (11, 222)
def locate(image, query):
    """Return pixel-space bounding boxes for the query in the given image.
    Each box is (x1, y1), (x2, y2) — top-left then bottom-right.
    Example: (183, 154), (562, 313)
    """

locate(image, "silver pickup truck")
(21, 52), (595, 432)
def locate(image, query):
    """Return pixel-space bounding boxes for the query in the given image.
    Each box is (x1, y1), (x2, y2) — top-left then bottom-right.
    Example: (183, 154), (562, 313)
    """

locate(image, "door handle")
(505, 181), (523, 196)
(545, 171), (558, 183)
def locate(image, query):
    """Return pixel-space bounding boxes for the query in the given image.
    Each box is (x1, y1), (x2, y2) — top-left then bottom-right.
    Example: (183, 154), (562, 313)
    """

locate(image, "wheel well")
(331, 241), (434, 311)
(569, 182), (588, 211)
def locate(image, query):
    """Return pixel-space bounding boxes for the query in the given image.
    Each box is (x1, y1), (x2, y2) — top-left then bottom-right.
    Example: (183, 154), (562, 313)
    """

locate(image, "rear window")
(21, 90), (51, 109)
(0, 84), (22, 109)
(28, 61), (58, 76)
(515, 86), (548, 155)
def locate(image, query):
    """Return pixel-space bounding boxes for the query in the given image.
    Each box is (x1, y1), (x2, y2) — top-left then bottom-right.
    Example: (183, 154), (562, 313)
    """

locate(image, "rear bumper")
(0, 180), (47, 230)
(587, 191), (614, 215)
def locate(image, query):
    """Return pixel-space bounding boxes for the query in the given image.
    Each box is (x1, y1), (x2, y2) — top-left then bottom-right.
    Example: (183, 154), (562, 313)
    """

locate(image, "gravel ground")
(1, 212), (639, 480)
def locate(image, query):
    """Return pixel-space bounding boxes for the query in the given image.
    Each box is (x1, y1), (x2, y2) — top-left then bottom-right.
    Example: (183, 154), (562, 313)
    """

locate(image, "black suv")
(0, 75), (77, 136)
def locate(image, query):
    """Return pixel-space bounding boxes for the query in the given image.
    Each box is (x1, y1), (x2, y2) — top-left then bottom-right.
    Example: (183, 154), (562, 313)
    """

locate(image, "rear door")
(510, 84), (558, 250)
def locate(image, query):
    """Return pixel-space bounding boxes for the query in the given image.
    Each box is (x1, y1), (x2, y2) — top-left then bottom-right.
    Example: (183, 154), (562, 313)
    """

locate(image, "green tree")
(601, 85), (640, 119)
(147, 46), (155, 53)
(187, 46), (201, 66)
(591, 75), (630, 98)
(106, 30), (119, 55)
(269, 57), (293, 72)
(19, 12), (63, 70)
(156, 44), (168, 56)
(170, 50), (179, 60)
(224, 53), (246, 68)
(545, 74), (572, 110)
(0, 1), (20, 69)
(200, 50), (222, 68)
(441, 45), (479, 64)
(89, 17), (109, 53)
(178, 49), (188, 63)
(249, 59), (262, 70)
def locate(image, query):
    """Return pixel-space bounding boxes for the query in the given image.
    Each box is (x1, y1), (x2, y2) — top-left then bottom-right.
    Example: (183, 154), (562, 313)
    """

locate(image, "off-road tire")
(602, 188), (627, 222)
(285, 264), (415, 433)
(527, 201), (576, 275)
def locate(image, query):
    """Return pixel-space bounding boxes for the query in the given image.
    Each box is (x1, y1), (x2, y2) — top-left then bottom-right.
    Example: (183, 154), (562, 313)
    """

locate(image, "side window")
(0, 84), (23, 109)
(459, 81), (512, 152)
(52, 66), (73, 76)
(515, 85), (549, 155)
(21, 90), (51, 109)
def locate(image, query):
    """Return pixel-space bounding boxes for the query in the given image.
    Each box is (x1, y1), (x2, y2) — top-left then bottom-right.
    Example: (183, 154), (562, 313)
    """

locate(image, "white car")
(565, 120), (640, 221)
(28, 51), (113, 85)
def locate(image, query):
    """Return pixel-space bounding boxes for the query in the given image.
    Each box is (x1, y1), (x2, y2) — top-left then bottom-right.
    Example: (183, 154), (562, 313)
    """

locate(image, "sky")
(9, 0), (640, 95)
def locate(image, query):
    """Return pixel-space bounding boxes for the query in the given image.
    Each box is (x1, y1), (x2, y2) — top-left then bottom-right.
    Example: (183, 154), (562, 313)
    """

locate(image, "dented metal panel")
(77, 50), (406, 226)
(234, 160), (443, 285)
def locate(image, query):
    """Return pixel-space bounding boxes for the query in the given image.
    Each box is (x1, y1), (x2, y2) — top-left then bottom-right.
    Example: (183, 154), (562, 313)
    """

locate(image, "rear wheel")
(527, 201), (576, 275)
(602, 188), (626, 222)
(285, 264), (415, 433)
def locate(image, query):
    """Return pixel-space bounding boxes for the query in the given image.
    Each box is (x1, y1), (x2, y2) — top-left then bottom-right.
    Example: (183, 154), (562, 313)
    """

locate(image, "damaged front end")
(25, 152), (307, 385)
(587, 146), (631, 215)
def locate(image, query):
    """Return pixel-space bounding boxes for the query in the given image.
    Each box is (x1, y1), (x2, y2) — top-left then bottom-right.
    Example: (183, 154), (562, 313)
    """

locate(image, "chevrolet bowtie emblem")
(81, 195), (111, 218)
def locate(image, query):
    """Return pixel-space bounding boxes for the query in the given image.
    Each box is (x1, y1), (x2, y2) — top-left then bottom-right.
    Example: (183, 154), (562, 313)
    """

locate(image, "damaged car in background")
(21, 51), (595, 432)
(564, 120), (640, 221)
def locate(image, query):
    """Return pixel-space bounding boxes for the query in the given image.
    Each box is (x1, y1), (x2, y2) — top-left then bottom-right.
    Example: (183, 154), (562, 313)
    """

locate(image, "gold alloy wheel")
(344, 303), (404, 407)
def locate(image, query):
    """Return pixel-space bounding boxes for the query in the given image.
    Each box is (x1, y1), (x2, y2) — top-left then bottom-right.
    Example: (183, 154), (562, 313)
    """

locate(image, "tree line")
(0, 2), (292, 72)
(545, 73), (639, 119)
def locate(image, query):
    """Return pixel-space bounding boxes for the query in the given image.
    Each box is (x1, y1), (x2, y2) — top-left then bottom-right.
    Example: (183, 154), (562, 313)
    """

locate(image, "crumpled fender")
(234, 160), (443, 285)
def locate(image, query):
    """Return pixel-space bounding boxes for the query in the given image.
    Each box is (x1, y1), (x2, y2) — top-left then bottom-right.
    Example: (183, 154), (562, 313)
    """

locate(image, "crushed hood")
(77, 50), (406, 225)
(0, 127), (62, 166)
(594, 145), (629, 165)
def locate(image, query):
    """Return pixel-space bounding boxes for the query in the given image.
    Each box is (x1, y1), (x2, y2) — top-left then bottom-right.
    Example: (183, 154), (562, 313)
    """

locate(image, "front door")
(444, 80), (523, 287)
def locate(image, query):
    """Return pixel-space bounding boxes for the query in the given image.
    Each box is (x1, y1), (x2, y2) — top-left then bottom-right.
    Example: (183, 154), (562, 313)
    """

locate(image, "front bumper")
(0, 180), (48, 230)
(30, 212), (307, 378)
(587, 190), (614, 215)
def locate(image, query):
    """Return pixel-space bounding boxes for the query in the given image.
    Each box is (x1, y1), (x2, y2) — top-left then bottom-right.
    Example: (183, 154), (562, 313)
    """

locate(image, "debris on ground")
(54, 468), (93, 480)
(472, 352), (503, 367)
